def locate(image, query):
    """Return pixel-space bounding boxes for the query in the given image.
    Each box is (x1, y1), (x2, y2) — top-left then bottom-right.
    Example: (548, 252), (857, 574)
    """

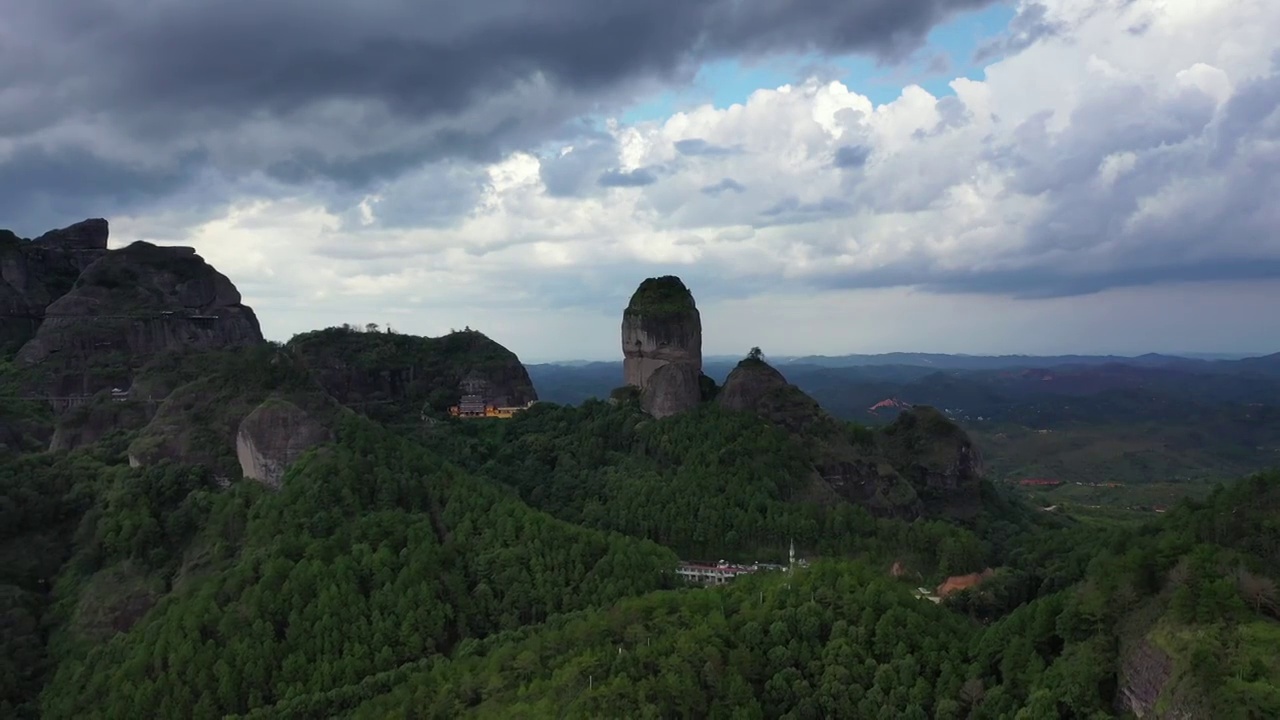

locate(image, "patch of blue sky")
(617, 2), (1016, 124)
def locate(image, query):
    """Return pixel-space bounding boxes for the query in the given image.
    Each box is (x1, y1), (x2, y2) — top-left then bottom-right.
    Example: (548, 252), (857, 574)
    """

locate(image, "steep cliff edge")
(717, 354), (983, 518)
(0, 218), (109, 353)
(622, 276), (702, 390)
(287, 326), (537, 422)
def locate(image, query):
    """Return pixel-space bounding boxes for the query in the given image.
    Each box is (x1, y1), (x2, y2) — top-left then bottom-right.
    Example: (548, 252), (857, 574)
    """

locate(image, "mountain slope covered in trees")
(345, 470), (1280, 719)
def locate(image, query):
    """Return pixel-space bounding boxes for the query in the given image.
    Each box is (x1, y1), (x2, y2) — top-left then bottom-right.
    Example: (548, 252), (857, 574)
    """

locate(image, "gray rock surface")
(236, 399), (331, 489)
(640, 361), (702, 419)
(621, 276), (702, 390)
(1, 218), (110, 351)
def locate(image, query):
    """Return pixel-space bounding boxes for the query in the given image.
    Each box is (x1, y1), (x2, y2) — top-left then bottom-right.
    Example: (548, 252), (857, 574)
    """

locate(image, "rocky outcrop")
(879, 406), (984, 518)
(12, 241), (263, 407)
(1117, 638), (1172, 717)
(287, 327), (537, 419)
(717, 357), (826, 435)
(716, 354), (984, 518)
(236, 399), (331, 489)
(1, 218), (110, 352)
(622, 276), (702, 390)
(640, 362), (702, 419)
(17, 241), (262, 368)
(126, 345), (344, 475)
(718, 355), (921, 515)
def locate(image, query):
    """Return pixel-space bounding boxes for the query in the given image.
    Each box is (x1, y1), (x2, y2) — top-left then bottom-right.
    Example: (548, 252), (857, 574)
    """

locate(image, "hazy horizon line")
(522, 350), (1275, 365)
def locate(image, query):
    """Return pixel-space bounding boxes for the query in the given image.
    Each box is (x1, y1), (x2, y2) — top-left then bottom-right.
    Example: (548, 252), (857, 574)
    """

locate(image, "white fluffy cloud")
(106, 0), (1280, 359)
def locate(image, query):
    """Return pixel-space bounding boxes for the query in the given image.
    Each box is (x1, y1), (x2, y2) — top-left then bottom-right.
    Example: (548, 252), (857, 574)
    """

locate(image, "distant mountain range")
(544, 351), (1276, 371)
(525, 351), (1280, 418)
(699, 351), (1277, 370)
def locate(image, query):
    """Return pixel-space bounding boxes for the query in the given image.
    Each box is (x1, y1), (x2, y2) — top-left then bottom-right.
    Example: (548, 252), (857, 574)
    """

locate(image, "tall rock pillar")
(621, 276), (703, 418)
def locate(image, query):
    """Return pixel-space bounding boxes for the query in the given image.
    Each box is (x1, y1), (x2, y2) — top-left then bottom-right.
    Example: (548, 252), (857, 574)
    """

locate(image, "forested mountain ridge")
(286, 325), (538, 426)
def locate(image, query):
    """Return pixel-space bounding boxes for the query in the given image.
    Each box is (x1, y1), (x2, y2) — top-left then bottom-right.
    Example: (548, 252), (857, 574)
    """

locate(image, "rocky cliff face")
(0, 218), (109, 352)
(1117, 638), (1174, 718)
(49, 397), (151, 452)
(236, 399), (331, 489)
(620, 276), (707, 419)
(717, 355), (983, 518)
(13, 241), (263, 403)
(640, 362), (702, 419)
(287, 327), (537, 419)
(17, 241), (262, 367)
(717, 358), (825, 434)
(621, 276), (702, 390)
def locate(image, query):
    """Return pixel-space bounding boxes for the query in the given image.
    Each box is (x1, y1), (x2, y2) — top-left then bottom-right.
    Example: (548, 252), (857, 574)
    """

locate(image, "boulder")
(640, 362), (702, 419)
(235, 399), (331, 489)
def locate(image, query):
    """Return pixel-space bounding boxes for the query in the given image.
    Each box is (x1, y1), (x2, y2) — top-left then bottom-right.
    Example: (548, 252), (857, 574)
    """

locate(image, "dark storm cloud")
(0, 0), (994, 230)
(0, 146), (206, 237)
(598, 167), (660, 188)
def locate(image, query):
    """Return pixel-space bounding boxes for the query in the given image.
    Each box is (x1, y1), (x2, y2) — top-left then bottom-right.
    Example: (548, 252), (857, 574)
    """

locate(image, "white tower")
(789, 538), (796, 573)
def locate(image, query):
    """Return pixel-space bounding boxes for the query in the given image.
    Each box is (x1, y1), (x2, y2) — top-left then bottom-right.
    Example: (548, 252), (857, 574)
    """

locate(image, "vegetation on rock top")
(287, 325), (537, 426)
(623, 275), (698, 323)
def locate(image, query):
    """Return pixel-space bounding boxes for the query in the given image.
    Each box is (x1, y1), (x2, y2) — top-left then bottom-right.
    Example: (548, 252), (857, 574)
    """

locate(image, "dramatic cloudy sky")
(3, 0), (1278, 361)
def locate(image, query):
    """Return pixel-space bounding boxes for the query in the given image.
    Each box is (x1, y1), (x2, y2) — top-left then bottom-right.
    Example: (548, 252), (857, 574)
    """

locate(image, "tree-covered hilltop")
(286, 325), (537, 425)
